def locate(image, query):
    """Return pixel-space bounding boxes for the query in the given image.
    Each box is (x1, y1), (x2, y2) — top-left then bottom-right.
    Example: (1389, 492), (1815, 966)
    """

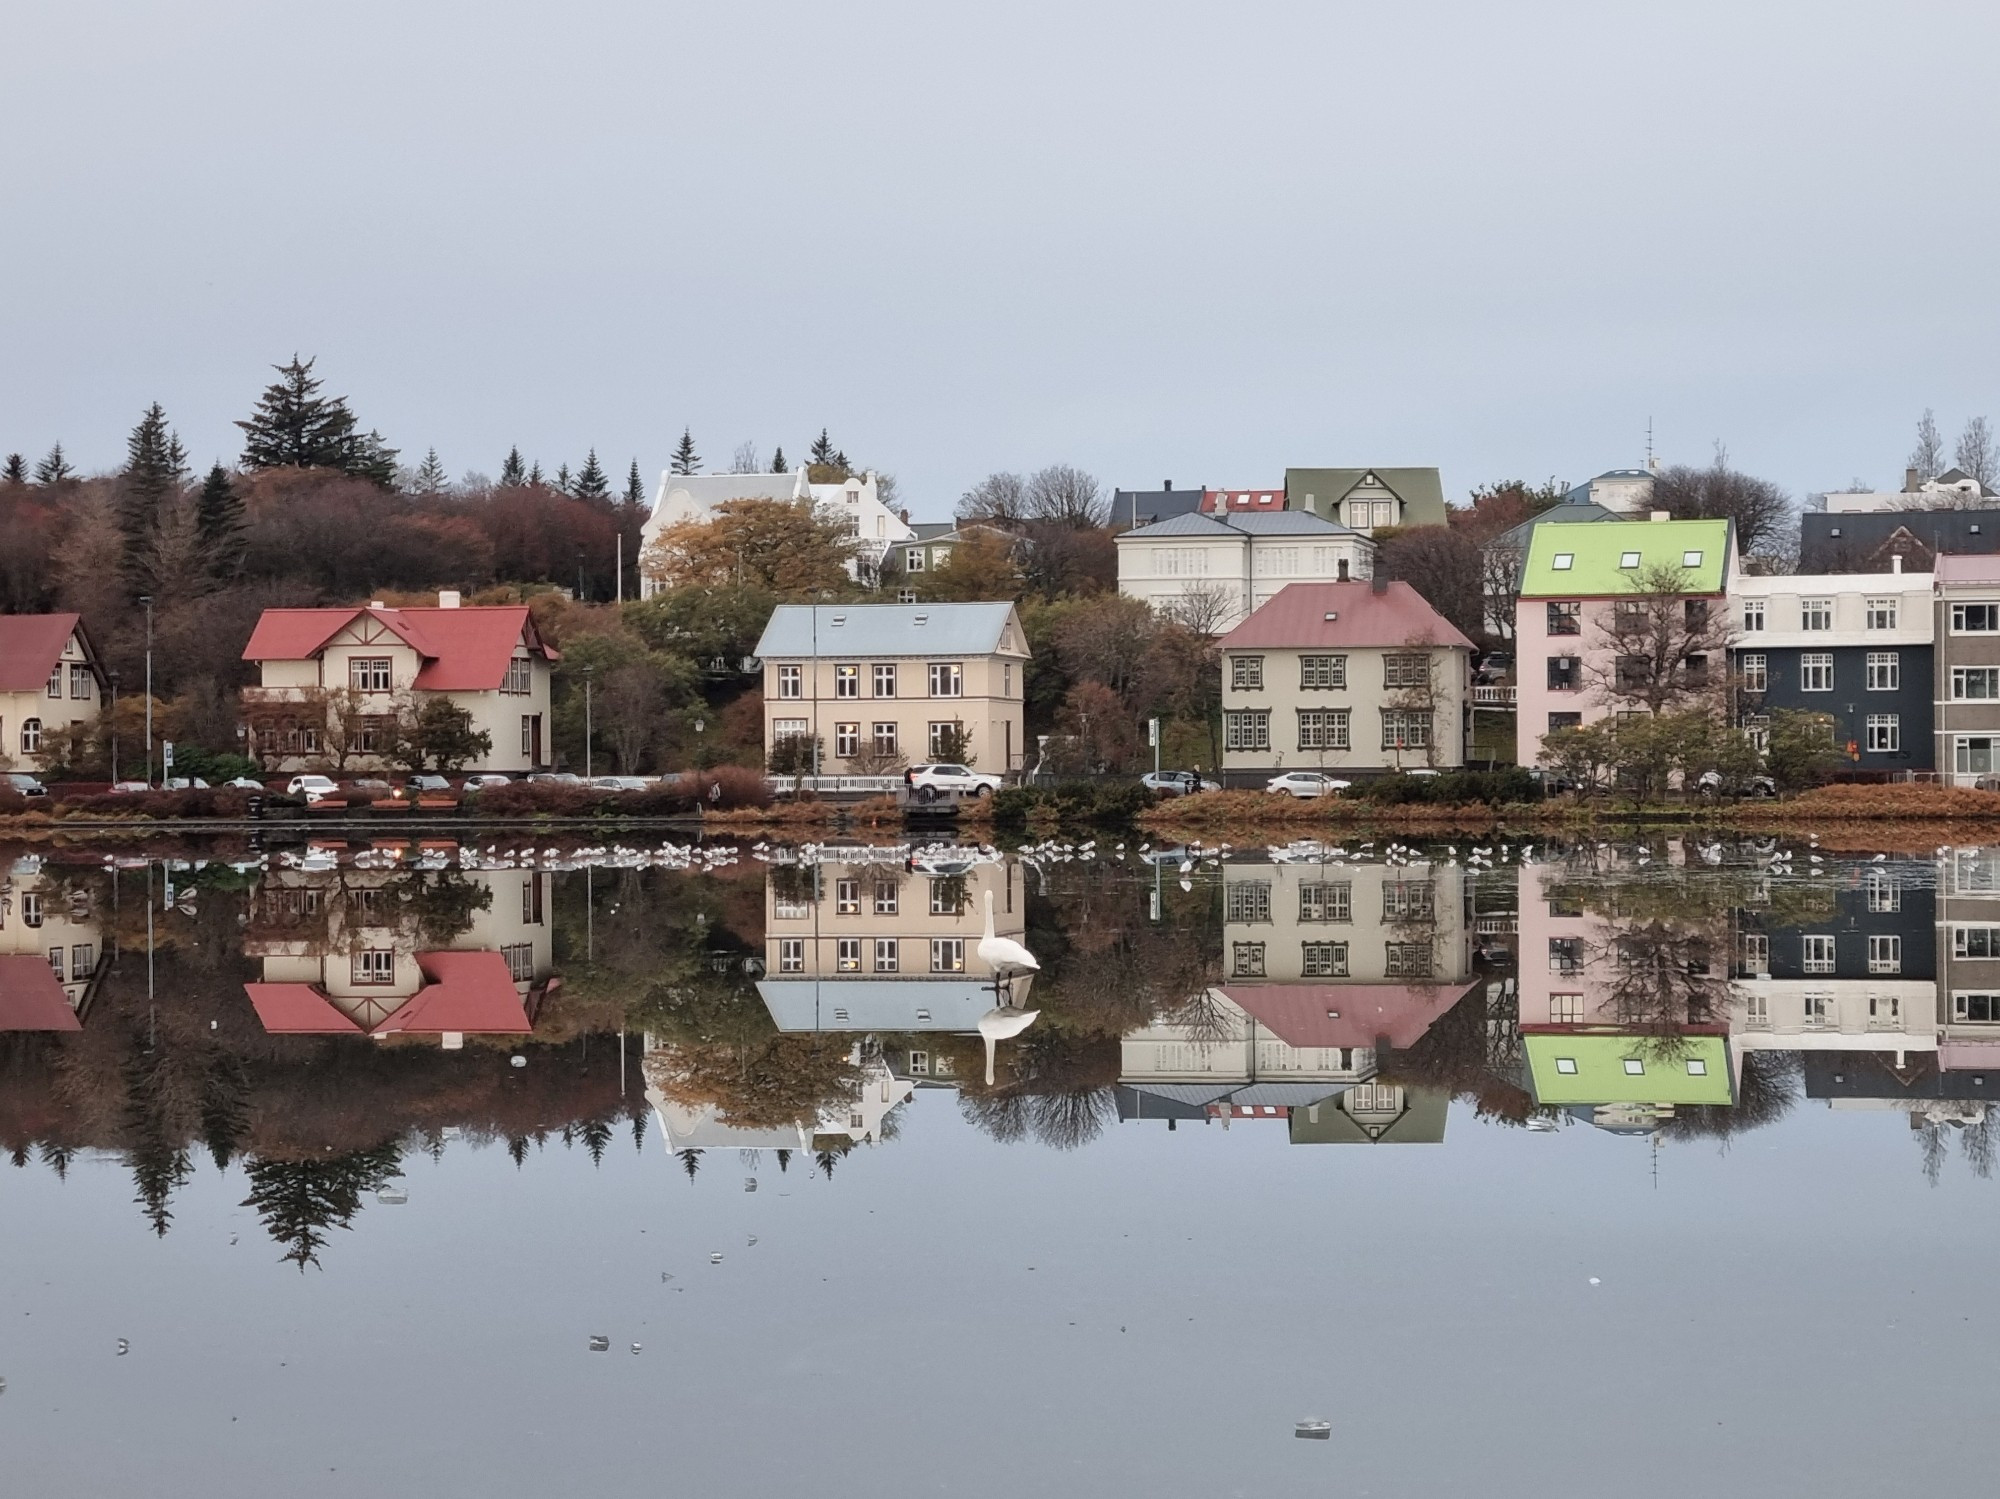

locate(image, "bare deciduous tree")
(1956, 415), (1999, 491)
(1160, 580), (1237, 638)
(1586, 563), (1736, 715)
(1379, 525), (1486, 643)
(1382, 632), (1447, 768)
(1650, 446), (1791, 556)
(728, 440), (761, 475)
(1024, 464), (1104, 528)
(1910, 408), (1946, 484)
(957, 471), (1028, 526)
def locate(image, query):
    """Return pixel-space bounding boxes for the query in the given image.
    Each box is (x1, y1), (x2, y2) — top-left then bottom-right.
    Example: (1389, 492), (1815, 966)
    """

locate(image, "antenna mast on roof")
(1645, 417), (1655, 473)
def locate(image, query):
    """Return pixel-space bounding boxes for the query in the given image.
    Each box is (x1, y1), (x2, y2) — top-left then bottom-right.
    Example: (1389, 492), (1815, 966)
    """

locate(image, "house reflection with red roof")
(242, 863), (555, 1047)
(0, 857), (108, 1035)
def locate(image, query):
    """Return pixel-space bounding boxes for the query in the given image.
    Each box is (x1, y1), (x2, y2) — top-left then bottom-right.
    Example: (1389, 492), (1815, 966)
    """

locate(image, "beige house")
(1215, 580), (1474, 784)
(0, 614), (105, 772)
(0, 855), (109, 1031)
(1116, 511), (1375, 631)
(240, 593), (558, 774)
(754, 602), (1029, 774)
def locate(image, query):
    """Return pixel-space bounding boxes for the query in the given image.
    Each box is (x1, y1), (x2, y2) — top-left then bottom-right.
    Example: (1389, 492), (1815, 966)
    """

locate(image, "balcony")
(1472, 685), (1517, 706)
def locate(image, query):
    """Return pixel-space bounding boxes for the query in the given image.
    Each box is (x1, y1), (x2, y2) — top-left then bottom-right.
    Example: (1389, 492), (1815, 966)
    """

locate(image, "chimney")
(1892, 554), (1903, 574)
(898, 508), (910, 523)
(1906, 467), (1921, 494)
(438, 589), (462, 609)
(369, 600), (384, 609)
(1372, 576), (1389, 595)
(1163, 479), (1173, 492)
(1650, 510), (1670, 523)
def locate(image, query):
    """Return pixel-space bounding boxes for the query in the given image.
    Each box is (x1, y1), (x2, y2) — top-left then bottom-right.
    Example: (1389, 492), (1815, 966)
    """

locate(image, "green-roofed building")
(1517, 516), (1733, 599)
(1521, 1031), (1735, 1109)
(1285, 467), (1446, 536)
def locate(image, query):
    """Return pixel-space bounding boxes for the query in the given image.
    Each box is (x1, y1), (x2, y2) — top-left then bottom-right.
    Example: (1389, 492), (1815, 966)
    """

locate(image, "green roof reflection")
(1522, 1032), (1734, 1107)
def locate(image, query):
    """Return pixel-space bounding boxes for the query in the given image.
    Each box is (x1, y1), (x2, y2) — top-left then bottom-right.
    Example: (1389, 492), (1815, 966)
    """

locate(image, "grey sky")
(5, 1), (1996, 519)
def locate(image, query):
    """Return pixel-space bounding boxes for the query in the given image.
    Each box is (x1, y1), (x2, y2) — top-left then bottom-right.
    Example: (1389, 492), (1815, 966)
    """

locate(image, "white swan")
(979, 890), (1040, 977)
(978, 1003), (1040, 1086)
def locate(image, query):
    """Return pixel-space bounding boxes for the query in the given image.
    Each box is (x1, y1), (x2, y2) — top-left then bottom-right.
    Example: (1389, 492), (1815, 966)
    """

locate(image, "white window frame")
(1865, 651), (1898, 691)
(1802, 934), (1836, 974)
(1867, 935), (1901, 975)
(1953, 602), (2000, 634)
(1739, 654), (1767, 692)
(873, 938), (899, 973)
(1224, 711), (1270, 753)
(1953, 666), (2000, 701)
(1799, 653), (1833, 692)
(1742, 599), (1765, 632)
(777, 663), (802, 699)
(873, 664), (897, 697)
(1865, 714), (1899, 753)
(1800, 598), (1832, 631)
(927, 662), (963, 698)
(1865, 597), (1897, 630)
(930, 938), (964, 973)
(779, 938), (804, 972)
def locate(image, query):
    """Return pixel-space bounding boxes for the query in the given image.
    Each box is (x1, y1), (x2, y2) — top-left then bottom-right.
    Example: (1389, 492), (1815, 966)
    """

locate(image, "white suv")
(286, 774), (340, 804)
(907, 764), (1003, 800)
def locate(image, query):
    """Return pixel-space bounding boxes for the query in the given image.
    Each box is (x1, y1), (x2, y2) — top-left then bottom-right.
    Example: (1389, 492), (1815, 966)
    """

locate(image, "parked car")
(109, 780), (151, 794)
(403, 774), (453, 794)
(528, 772), (582, 785)
(161, 777), (210, 790)
(223, 777), (267, 790)
(591, 776), (651, 792)
(285, 774), (340, 803)
(2, 772), (48, 799)
(1696, 770), (1777, 799)
(463, 773), (512, 789)
(906, 764), (1003, 800)
(1141, 770), (1219, 797)
(349, 778), (394, 792)
(1265, 771), (1350, 799)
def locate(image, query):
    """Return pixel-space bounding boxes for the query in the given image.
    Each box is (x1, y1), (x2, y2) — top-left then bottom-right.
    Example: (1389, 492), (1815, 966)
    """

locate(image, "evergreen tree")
(507, 1135), (530, 1167)
(119, 402), (189, 586)
(528, 461), (544, 486)
(347, 428), (400, 489)
(631, 1113), (648, 1151)
(624, 459), (645, 508)
(198, 1052), (250, 1171)
(33, 443), (75, 485)
(413, 447), (449, 495)
(39, 1141), (75, 1180)
(121, 1033), (192, 1237)
(573, 448), (609, 501)
(678, 1148), (702, 1180)
(236, 355), (358, 470)
(2, 453), (25, 485)
(500, 446), (526, 486)
(554, 462), (572, 495)
(195, 464), (248, 580)
(809, 429), (835, 466)
(834, 449), (849, 472)
(240, 1141), (402, 1270)
(670, 428), (701, 475)
(770, 446), (787, 474)
(775, 1148), (791, 1173)
(581, 1115), (613, 1166)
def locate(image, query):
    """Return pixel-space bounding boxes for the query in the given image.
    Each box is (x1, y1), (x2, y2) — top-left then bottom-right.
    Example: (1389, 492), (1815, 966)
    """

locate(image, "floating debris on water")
(1296, 1421), (1331, 1440)
(589, 1335), (609, 1352)
(376, 1184), (409, 1205)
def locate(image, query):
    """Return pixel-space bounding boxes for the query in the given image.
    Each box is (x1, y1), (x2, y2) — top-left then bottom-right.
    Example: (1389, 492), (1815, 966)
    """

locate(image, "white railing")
(763, 775), (904, 795)
(1472, 686), (1517, 706)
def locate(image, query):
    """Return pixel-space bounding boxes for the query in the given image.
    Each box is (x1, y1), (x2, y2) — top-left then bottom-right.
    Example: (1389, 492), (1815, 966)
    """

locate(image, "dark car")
(404, 774), (453, 793)
(2, 773), (48, 799)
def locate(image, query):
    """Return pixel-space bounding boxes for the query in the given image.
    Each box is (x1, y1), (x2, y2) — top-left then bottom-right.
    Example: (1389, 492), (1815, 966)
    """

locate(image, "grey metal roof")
(908, 522), (956, 541)
(1800, 510), (2000, 570)
(1112, 487), (1206, 527)
(755, 602), (1020, 659)
(757, 978), (1018, 1032)
(1486, 502), (1626, 553)
(1119, 510), (1356, 541)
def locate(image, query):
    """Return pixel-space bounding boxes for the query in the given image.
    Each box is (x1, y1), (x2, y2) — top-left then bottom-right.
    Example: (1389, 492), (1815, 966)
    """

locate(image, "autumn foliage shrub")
(60, 787), (285, 818)
(1736, 782), (2000, 821)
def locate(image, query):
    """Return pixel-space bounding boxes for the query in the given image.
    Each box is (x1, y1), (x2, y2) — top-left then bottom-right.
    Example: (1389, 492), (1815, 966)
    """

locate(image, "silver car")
(1264, 771), (1350, 799)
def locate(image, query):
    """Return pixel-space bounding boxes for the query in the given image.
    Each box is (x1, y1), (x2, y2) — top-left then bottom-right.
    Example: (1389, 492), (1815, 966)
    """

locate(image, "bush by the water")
(992, 780), (1157, 826)
(468, 766), (771, 818)
(61, 787), (298, 818)
(1356, 768), (1536, 806)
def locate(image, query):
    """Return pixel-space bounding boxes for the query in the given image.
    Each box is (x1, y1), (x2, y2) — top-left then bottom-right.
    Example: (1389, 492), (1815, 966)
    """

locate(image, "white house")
(1826, 467), (1992, 514)
(1115, 511), (1375, 630)
(640, 469), (913, 596)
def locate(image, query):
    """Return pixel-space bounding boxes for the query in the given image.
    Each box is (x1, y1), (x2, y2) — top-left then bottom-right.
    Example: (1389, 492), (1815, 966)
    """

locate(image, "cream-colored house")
(1116, 511), (1375, 631)
(755, 602), (1030, 774)
(0, 854), (108, 1031)
(1215, 580), (1474, 784)
(240, 593), (558, 774)
(0, 614), (105, 773)
(641, 469), (913, 594)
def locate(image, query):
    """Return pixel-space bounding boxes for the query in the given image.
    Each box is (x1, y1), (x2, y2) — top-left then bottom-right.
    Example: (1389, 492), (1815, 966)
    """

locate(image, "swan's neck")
(982, 894), (995, 942)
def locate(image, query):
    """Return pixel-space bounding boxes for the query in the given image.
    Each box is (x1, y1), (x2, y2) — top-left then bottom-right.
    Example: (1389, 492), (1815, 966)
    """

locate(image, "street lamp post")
(106, 670), (119, 784)
(582, 665), (594, 779)
(139, 595), (154, 787)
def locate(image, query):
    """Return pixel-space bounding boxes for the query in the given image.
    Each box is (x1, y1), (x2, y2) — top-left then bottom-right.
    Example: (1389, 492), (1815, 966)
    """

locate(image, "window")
(1685, 599), (1709, 631)
(1299, 882), (1351, 922)
(1953, 926), (2000, 959)
(522, 877), (544, 925)
(897, 587), (918, 604)
(1002, 664), (1012, 697)
(1383, 653), (1431, 689)
(1864, 872), (1900, 913)
(1380, 710), (1431, 750)
(1382, 880), (1435, 922)
(928, 663), (962, 698)
(68, 664), (91, 700)
(1551, 553), (1574, 571)
(500, 656), (532, 695)
(350, 657), (392, 692)
(1618, 551), (1641, 569)
(1230, 656), (1264, 691)
(20, 893), (40, 928)
(1550, 993), (1584, 1024)
(777, 664), (802, 699)
(1554, 1057), (1579, 1075)
(1799, 654), (1833, 692)
(873, 938), (899, 973)
(1955, 850), (2000, 893)
(870, 881), (898, 916)
(1955, 993), (2000, 1022)
(1622, 1058), (1646, 1076)
(1801, 598), (1832, 631)
(20, 718), (40, 755)
(70, 944), (95, 980)
(1866, 597), (1897, 630)
(1549, 937), (1581, 973)
(931, 938), (965, 973)
(905, 547), (925, 572)
(1866, 714), (1899, 753)
(352, 949), (395, 985)
(1231, 941), (1266, 978)
(1954, 667), (2000, 700)
(1742, 599), (1765, 632)
(1548, 712), (1581, 732)
(1864, 652), (1899, 691)
(908, 1050), (930, 1075)
(1739, 654), (1767, 692)
(1868, 935), (1901, 974)
(873, 664), (897, 697)
(835, 879), (860, 915)
(1545, 602), (1581, 636)
(1547, 657), (1579, 691)
(1954, 602), (2000, 634)
(1682, 550), (1704, 567)
(835, 664), (859, 698)
(928, 882), (962, 916)
(1297, 709), (1350, 751)
(1869, 993), (1901, 1026)
(1802, 992), (1833, 1028)
(924, 722), (962, 759)
(1301, 941), (1349, 977)
(1746, 991), (1770, 1027)
(45, 665), (61, 699)
(778, 938), (804, 972)
(835, 723), (859, 758)
(872, 722), (898, 756)
(1741, 933), (1769, 973)
(1226, 881), (1273, 924)
(1803, 934), (1836, 973)
(1224, 711), (1270, 753)
(1385, 942), (1434, 977)
(773, 718), (809, 743)
(46, 947), (62, 981)
(836, 937), (862, 973)
(1300, 655), (1346, 690)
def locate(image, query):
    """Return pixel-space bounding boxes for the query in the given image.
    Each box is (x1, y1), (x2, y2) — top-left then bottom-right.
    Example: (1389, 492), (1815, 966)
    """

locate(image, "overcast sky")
(4, 1), (1995, 519)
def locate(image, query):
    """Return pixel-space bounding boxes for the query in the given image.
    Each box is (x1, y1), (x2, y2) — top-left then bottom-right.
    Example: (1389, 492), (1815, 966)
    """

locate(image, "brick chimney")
(1905, 467), (1921, 493)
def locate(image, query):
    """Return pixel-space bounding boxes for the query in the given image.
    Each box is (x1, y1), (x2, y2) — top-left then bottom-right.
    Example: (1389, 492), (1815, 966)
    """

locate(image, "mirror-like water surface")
(3, 832), (1995, 1496)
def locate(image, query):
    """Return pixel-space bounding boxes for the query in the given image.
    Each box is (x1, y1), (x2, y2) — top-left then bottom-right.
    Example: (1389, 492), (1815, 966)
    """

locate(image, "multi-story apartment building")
(0, 855), (108, 1032)
(1214, 580), (1473, 783)
(0, 614), (106, 773)
(1729, 564), (1934, 772)
(1513, 515), (1735, 766)
(1115, 511), (1374, 631)
(754, 602), (1030, 775)
(1933, 555), (2000, 785)
(1935, 844), (2000, 1075)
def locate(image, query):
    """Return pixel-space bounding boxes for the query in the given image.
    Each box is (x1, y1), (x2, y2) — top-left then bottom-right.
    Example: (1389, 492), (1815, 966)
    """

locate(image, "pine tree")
(554, 462), (572, 495)
(581, 1115), (613, 1166)
(33, 443), (75, 485)
(573, 448), (609, 501)
(501, 446), (526, 485)
(236, 355), (358, 470)
(678, 1148), (702, 1180)
(2, 453), (25, 485)
(240, 1141), (402, 1270)
(624, 459), (645, 507)
(770, 446), (787, 474)
(528, 461), (544, 486)
(198, 1052), (250, 1171)
(809, 429), (836, 467)
(347, 429), (400, 489)
(775, 1148), (791, 1173)
(508, 1135), (530, 1167)
(413, 447), (449, 495)
(39, 1141), (75, 1180)
(195, 464), (247, 581)
(631, 1113), (648, 1151)
(670, 428), (701, 475)
(120, 402), (189, 585)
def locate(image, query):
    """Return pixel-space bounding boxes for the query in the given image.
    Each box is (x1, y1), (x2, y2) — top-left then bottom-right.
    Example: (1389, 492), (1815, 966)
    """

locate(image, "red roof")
(0, 614), (85, 694)
(242, 605), (553, 690)
(244, 983), (365, 1034)
(1202, 488), (1286, 514)
(1221, 980), (1479, 1051)
(1216, 581), (1475, 652)
(373, 951), (531, 1035)
(0, 954), (82, 1031)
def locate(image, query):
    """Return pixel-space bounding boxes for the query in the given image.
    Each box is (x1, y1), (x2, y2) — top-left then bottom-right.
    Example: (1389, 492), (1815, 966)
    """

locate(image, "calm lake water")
(3, 830), (1996, 1497)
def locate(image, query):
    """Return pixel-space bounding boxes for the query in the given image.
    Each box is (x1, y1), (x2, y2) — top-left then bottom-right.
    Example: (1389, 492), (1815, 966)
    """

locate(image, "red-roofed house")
(240, 592), (557, 773)
(1214, 580), (1474, 782)
(1201, 487), (1287, 515)
(0, 614), (105, 771)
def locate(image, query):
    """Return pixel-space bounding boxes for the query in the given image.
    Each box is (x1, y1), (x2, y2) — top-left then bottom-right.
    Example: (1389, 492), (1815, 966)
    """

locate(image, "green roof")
(1518, 517), (1731, 597)
(1286, 468), (1447, 529)
(1522, 1032), (1734, 1107)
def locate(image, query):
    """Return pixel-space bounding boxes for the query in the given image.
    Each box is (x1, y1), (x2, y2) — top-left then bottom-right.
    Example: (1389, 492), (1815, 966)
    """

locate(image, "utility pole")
(582, 666), (594, 779)
(139, 595), (154, 786)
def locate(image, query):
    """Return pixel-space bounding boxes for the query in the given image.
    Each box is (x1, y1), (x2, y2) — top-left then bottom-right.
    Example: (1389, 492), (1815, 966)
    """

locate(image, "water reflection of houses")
(242, 863), (556, 1044)
(1119, 858), (1474, 1143)
(0, 857), (108, 1033)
